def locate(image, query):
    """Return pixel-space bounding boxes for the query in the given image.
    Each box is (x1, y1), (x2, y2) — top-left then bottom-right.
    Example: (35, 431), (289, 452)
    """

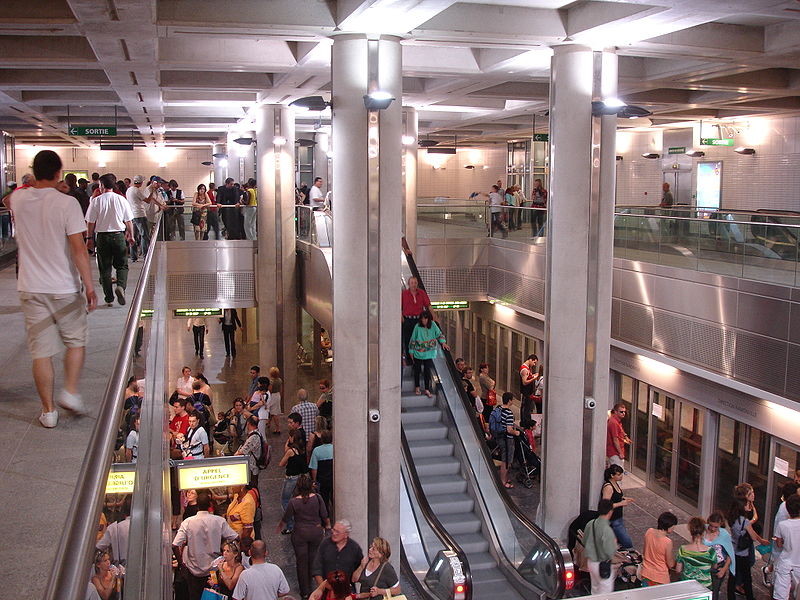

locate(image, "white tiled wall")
(14, 146), (215, 193)
(417, 146), (507, 198)
(615, 129), (664, 206)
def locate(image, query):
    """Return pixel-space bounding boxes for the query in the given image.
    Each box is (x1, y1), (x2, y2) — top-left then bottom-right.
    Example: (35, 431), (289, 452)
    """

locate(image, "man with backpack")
(489, 392), (520, 489)
(236, 415), (268, 488)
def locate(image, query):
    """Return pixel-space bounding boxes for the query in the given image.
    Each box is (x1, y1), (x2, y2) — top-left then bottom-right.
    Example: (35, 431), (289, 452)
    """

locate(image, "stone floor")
(0, 258), (143, 598)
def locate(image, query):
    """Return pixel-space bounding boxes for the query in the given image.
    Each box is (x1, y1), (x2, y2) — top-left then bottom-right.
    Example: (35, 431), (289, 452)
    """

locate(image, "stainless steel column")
(402, 107), (418, 254)
(331, 33), (402, 551)
(541, 44), (597, 539)
(212, 143), (227, 187)
(256, 105), (298, 408)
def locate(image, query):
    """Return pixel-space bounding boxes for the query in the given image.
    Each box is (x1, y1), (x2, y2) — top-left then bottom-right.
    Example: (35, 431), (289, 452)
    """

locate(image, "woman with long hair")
(278, 474), (330, 600)
(191, 183), (211, 240)
(727, 496), (769, 600)
(91, 550), (119, 600)
(209, 540), (244, 599)
(599, 464), (634, 549)
(408, 310), (449, 397)
(676, 517), (718, 589)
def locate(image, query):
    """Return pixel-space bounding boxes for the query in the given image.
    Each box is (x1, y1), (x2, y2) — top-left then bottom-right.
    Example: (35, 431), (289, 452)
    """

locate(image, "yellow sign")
(177, 460), (249, 490)
(430, 300), (469, 310)
(106, 470), (135, 494)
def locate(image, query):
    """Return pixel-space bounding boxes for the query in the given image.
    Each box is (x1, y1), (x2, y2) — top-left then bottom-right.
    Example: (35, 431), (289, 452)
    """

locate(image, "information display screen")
(696, 161), (723, 209)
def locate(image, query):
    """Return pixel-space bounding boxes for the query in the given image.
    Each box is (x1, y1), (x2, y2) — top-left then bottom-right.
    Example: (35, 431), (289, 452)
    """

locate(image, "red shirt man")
(169, 398), (190, 437)
(606, 403), (631, 467)
(401, 276), (432, 318)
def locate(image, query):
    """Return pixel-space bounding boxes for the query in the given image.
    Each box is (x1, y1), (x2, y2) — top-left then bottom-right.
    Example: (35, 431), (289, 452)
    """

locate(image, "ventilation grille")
(167, 271), (255, 305)
(418, 267), (487, 297)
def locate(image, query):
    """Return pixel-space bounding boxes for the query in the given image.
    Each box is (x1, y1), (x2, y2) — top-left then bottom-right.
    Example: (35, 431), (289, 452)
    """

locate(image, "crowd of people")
(475, 177), (548, 239)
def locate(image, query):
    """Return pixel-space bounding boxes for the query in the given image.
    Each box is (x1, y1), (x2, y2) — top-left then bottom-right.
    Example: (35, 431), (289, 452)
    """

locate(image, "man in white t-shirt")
(86, 174), (135, 307)
(3, 150), (97, 428)
(774, 494), (800, 600)
(309, 177), (325, 210)
(126, 175), (160, 260)
(232, 540), (290, 600)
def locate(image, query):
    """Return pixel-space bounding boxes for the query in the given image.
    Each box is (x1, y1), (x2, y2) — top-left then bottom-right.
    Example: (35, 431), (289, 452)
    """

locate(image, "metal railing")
(45, 215), (163, 600)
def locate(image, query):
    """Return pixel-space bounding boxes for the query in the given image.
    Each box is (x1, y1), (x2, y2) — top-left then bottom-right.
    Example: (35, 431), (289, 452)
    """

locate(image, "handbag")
(590, 519), (613, 579)
(190, 210), (201, 226)
(487, 388), (497, 406)
(735, 517), (752, 551)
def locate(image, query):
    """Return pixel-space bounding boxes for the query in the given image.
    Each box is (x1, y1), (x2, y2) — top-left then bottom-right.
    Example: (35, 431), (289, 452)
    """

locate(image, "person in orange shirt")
(641, 512), (678, 585)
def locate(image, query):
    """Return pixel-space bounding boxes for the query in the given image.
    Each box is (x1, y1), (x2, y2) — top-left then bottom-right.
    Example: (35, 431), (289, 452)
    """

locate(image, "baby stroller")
(514, 431), (541, 488)
(614, 549), (644, 590)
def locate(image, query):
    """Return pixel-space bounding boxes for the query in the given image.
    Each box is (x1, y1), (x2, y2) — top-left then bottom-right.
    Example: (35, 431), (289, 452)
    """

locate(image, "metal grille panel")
(167, 272), (255, 306)
(690, 319), (735, 376)
(618, 301), (654, 347)
(784, 344), (800, 401)
(733, 331), (787, 395)
(652, 310), (693, 359)
(418, 268), (447, 295)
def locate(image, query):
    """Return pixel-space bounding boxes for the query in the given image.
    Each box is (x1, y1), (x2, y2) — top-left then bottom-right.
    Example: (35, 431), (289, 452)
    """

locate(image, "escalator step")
(419, 474), (467, 495)
(412, 456), (460, 476)
(426, 493), (474, 514)
(400, 407), (442, 424)
(400, 395), (438, 409)
(407, 439), (454, 459)
(439, 513), (483, 534)
(403, 422), (448, 441)
(464, 551), (497, 570)
(452, 533), (490, 554)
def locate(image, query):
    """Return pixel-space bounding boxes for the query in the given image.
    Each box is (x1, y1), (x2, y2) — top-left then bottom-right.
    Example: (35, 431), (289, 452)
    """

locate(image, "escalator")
(401, 249), (572, 600)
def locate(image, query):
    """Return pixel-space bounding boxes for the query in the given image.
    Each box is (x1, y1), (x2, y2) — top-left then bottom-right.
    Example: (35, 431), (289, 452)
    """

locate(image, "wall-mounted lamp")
(272, 136), (287, 146)
(427, 147), (456, 155)
(233, 137), (254, 145)
(641, 153), (661, 159)
(290, 96), (331, 111)
(402, 135), (416, 146)
(212, 152), (227, 158)
(734, 147), (756, 155)
(591, 98), (652, 119)
(201, 161), (213, 166)
(418, 139), (439, 148)
(685, 150), (705, 158)
(616, 156), (623, 161)
(363, 90), (395, 111)
(464, 164), (475, 169)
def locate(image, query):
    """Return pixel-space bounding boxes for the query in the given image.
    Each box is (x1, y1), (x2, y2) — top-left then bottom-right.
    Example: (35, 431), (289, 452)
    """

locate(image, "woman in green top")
(676, 516), (718, 589)
(408, 310), (449, 397)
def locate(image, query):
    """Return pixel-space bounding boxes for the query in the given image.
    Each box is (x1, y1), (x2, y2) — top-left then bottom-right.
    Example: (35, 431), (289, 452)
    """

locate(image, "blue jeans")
(282, 475), (300, 530)
(133, 217), (150, 257)
(611, 517), (633, 549)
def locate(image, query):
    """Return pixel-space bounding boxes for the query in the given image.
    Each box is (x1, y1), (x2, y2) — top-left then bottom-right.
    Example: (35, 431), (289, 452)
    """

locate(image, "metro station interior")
(1, 1), (800, 599)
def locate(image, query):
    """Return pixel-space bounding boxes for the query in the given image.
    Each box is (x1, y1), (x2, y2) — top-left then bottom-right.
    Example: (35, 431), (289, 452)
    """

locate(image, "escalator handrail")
(45, 215), (163, 600)
(400, 428), (473, 600)
(404, 246), (568, 599)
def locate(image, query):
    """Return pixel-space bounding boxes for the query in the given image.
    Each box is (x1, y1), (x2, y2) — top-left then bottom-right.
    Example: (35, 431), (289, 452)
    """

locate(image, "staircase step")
(439, 513), (482, 535)
(408, 439), (453, 459)
(404, 422), (448, 441)
(401, 407), (442, 425)
(413, 456), (460, 477)
(427, 493), (473, 515)
(419, 474), (467, 495)
(453, 533), (490, 554)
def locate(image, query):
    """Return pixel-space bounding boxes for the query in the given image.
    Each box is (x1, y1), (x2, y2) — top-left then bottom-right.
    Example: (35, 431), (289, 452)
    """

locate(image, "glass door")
(714, 415), (744, 512)
(747, 428), (770, 527)
(633, 381), (649, 476)
(676, 402), (704, 505)
(650, 391), (675, 494)
(770, 441), (800, 534)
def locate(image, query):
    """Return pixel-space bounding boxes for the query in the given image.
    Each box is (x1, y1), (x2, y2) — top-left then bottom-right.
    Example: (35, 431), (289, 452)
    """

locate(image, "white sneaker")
(39, 410), (58, 428)
(58, 390), (86, 415)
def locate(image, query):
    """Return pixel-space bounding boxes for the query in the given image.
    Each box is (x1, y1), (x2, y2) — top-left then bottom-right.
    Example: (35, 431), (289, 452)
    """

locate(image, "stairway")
(400, 370), (524, 600)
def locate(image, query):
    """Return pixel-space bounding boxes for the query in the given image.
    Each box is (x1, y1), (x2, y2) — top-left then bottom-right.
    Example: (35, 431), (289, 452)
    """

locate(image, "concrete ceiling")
(1, 0), (799, 148)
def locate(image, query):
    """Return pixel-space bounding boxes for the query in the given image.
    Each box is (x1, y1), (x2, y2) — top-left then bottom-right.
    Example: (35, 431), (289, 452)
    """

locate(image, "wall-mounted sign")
(175, 457), (250, 490)
(700, 138), (734, 147)
(173, 308), (223, 318)
(68, 126), (117, 137)
(774, 457), (790, 477)
(532, 133), (549, 142)
(430, 300), (470, 311)
(106, 463), (136, 494)
(139, 309), (154, 319)
(667, 147), (686, 155)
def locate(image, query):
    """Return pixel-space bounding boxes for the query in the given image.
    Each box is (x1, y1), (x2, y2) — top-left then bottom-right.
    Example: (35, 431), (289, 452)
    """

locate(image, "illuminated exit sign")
(700, 138), (734, 146)
(173, 308), (223, 317)
(106, 463), (136, 494)
(430, 300), (469, 310)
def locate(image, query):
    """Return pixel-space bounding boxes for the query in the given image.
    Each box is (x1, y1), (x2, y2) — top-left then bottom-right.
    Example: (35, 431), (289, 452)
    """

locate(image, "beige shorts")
(19, 291), (88, 359)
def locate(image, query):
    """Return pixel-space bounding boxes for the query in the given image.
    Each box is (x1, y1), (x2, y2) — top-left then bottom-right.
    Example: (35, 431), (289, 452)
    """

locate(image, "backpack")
(489, 406), (506, 438)
(249, 431), (271, 469)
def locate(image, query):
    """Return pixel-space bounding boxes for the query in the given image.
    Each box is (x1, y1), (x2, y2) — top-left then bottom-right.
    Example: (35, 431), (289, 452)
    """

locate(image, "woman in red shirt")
(401, 276), (434, 366)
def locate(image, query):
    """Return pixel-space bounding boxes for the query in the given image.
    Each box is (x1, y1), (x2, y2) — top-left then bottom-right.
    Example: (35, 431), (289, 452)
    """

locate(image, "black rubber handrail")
(404, 245), (568, 599)
(400, 428), (473, 600)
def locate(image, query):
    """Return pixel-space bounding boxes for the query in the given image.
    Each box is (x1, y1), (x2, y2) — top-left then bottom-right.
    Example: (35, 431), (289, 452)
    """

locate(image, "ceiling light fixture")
(290, 96), (331, 111)
(363, 90), (395, 111)
(273, 136), (286, 146)
(685, 150), (705, 158)
(641, 153), (660, 159)
(734, 146), (756, 155)
(427, 147), (457, 154)
(233, 137), (253, 145)
(219, 158), (228, 168)
(402, 135), (416, 146)
(591, 99), (652, 119)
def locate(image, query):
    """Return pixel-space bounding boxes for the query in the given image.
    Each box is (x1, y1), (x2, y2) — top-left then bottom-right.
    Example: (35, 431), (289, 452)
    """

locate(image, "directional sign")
(68, 126), (117, 136)
(532, 133), (549, 142)
(700, 138), (733, 147)
(668, 147), (686, 155)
